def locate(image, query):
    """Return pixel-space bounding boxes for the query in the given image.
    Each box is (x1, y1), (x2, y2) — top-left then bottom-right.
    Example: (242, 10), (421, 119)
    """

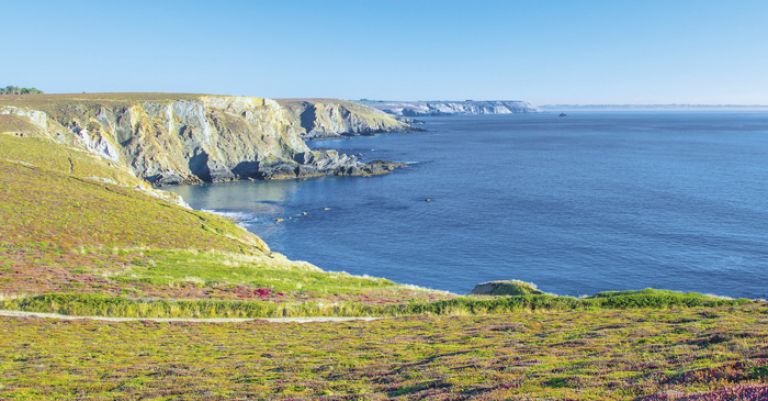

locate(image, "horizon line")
(2, 91), (767, 108)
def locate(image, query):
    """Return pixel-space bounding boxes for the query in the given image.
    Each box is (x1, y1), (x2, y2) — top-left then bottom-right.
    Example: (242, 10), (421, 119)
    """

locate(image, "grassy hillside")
(0, 115), (45, 134)
(2, 305), (767, 400)
(0, 133), (439, 303)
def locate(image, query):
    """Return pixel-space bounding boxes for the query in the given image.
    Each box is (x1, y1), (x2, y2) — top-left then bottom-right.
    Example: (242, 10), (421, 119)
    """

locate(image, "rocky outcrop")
(0, 94), (407, 185)
(278, 99), (410, 139)
(470, 280), (544, 296)
(360, 100), (540, 116)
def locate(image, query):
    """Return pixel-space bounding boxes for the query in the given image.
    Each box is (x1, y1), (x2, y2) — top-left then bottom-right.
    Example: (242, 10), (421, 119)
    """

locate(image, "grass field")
(2, 305), (767, 400)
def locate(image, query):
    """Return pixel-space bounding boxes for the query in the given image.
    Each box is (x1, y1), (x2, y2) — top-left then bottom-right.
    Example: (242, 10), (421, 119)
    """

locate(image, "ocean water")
(168, 113), (768, 298)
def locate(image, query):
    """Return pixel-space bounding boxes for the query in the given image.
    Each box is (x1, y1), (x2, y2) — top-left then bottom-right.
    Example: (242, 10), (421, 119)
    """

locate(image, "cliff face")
(0, 94), (407, 185)
(360, 100), (540, 116)
(278, 99), (410, 139)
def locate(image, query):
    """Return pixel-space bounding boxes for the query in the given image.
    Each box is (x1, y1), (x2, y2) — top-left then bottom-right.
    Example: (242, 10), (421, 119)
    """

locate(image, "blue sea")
(168, 112), (768, 298)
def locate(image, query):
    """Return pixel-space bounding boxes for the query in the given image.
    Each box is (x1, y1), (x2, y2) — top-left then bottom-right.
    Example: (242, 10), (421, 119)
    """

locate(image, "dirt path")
(0, 310), (379, 324)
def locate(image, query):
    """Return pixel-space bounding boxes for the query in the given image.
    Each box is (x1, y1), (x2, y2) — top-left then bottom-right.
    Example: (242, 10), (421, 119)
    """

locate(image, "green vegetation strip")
(1, 289), (753, 318)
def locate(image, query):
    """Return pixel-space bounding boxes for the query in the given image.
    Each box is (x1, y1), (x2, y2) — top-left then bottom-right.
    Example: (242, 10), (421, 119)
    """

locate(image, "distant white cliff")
(358, 100), (540, 116)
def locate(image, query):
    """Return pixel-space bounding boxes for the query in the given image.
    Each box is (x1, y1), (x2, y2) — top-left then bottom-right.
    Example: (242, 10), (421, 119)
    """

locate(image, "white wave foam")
(201, 209), (255, 222)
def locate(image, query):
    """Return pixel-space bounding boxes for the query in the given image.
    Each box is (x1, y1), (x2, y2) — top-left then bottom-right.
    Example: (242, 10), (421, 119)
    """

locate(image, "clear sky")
(3, 0), (766, 104)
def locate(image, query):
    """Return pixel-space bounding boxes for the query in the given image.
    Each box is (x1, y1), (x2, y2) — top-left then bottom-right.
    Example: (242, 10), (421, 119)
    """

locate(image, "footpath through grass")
(2, 305), (767, 400)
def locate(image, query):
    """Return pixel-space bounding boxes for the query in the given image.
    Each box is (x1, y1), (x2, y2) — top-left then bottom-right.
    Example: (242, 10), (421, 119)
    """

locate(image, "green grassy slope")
(0, 136), (252, 250)
(0, 133), (439, 303)
(0, 115), (45, 135)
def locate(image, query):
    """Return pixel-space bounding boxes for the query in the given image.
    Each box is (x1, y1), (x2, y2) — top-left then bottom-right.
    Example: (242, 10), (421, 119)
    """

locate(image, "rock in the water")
(470, 280), (544, 296)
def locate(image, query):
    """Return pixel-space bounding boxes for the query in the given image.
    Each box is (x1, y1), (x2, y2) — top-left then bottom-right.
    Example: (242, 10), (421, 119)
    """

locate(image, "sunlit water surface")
(168, 113), (768, 298)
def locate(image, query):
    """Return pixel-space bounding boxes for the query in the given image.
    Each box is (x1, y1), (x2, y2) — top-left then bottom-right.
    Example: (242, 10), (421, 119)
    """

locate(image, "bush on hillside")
(0, 86), (43, 95)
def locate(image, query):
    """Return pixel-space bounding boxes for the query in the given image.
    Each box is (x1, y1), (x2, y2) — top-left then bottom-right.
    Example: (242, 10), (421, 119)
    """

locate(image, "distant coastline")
(541, 104), (768, 112)
(359, 99), (540, 116)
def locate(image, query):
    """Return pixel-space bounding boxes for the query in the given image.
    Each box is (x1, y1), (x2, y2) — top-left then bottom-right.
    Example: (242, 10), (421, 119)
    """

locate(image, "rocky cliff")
(360, 100), (540, 116)
(278, 99), (410, 138)
(0, 94), (407, 185)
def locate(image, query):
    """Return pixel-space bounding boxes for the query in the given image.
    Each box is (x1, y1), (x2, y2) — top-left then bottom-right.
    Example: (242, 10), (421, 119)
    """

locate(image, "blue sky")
(3, 0), (766, 104)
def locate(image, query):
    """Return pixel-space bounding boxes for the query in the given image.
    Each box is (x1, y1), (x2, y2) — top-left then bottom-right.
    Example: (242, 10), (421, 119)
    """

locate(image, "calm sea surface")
(168, 113), (768, 298)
